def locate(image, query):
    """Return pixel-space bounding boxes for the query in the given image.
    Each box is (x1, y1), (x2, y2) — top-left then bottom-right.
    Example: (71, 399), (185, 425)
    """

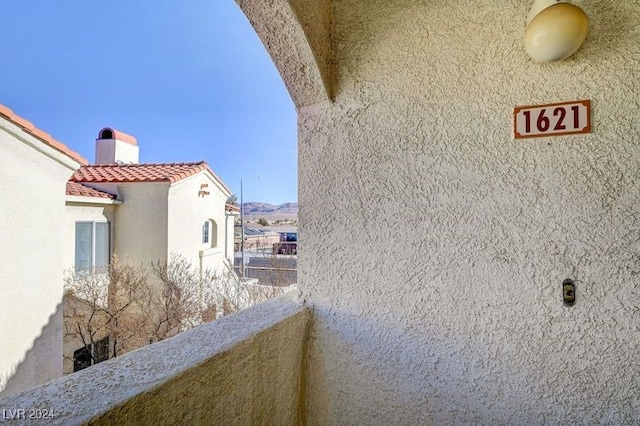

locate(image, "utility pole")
(240, 176), (260, 277)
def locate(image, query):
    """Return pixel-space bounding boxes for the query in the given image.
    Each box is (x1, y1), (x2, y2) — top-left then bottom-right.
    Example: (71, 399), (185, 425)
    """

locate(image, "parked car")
(273, 241), (297, 255)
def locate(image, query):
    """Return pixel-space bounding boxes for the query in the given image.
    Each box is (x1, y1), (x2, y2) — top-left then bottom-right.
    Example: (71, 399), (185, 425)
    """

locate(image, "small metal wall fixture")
(562, 278), (576, 307)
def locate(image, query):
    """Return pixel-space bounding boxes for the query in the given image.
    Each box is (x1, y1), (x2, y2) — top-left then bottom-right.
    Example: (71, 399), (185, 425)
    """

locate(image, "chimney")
(95, 127), (139, 164)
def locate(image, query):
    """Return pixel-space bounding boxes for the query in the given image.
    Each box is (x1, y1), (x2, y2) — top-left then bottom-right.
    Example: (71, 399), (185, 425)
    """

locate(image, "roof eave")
(65, 195), (122, 205)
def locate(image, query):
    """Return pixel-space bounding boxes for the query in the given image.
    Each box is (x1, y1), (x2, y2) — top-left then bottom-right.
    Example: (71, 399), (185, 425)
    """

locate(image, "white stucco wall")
(271, 0), (640, 423)
(0, 121), (80, 397)
(225, 211), (238, 264)
(95, 139), (139, 165)
(167, 172), (231, 276)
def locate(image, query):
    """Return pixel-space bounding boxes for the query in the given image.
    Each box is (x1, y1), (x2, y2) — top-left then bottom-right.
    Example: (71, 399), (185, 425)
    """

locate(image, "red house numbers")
(514, 100), (591, 139)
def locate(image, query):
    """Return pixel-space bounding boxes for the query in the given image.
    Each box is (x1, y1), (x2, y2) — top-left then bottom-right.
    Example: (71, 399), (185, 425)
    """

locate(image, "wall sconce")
(524, 0), (588, 63)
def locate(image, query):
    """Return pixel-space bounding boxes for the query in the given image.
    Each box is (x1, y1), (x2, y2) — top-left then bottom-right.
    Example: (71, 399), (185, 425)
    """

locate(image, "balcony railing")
(0, 293), (309, 425)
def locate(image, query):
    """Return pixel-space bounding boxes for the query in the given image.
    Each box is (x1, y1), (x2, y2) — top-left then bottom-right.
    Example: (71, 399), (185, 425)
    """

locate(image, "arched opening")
(0, 0), (304, 396)
(98, 129), (114, 140)
(202, 221), (210, 245)
(202, 219), (218, 248)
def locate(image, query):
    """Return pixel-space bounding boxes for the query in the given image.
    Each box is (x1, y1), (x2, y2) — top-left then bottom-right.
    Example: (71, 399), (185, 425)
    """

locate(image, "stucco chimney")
(95, 127), (139, 164)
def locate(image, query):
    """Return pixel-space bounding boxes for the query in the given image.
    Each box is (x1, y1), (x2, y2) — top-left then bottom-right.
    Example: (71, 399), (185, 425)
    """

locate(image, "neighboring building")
(64, 128), (236, 279)
(234, 225), (297, 252)
(234, 226), (281, 251)
(62, 129), (237, 373)
(264, 226), (298, 243)
(0, 105), (86, 398)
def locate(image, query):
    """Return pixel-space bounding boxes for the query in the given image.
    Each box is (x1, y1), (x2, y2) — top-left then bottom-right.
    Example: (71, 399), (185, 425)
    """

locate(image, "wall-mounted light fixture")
(524, 0), (588, 63)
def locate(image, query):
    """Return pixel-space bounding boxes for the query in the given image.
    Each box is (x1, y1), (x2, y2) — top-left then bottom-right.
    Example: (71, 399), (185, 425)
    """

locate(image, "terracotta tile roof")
(71, 161), (231, 191)
(98, 127), (137, 145)
(66, 181), (118, 199)
(0, 103), (88, 165)
(226, 204), (240, 212)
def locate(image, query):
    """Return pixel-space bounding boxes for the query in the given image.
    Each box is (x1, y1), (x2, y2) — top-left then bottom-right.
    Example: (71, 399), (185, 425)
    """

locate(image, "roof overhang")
(65, 195), (122, 205)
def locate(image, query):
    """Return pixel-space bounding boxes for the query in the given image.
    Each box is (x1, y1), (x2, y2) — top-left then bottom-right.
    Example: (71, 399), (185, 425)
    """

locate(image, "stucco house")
(64, 128), (236, 276)
(62, 129), (237, 372)
(234, 226), (281, 251)
(1, 118), (238, 392)
(0, 105), (87, 398)
(3, 1), (640, 424)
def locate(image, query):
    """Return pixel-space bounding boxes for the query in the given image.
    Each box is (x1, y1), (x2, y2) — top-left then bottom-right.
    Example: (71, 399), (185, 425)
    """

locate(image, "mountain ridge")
(242, 202), (298, 215)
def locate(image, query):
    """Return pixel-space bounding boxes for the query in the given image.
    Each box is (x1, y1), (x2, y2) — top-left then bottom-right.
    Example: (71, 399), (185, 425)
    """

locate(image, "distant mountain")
(242, 202), (298, 215)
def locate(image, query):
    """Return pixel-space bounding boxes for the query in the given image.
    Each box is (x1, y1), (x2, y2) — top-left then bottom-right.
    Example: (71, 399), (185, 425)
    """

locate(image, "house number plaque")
(514, 100), (591, 139)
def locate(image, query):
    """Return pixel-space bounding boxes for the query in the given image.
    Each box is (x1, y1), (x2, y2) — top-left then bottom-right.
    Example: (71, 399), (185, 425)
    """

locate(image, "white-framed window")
(202, 219), (218, 247)
(202, 221), (210, 244)
(75, 222), (110, 273)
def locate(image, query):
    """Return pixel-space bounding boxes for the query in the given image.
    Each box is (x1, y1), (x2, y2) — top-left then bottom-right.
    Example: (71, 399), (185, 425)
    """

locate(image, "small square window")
(94, 337), (109, 364)
(73, 345), (92, 372)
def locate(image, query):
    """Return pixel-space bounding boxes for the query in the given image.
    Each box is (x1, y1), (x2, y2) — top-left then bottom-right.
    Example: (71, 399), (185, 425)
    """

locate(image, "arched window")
(202, 220), (218, 247)
(202, 221), (210, 244)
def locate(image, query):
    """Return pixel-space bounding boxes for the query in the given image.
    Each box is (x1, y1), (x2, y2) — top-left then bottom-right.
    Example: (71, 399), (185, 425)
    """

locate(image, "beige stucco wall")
(63, 204), (116, 271)
(62, 203), (116, 375)
(236, 0), (331, 108)
(167, 172), (231, 275)
(0, 120), (79, 397)
(0, 294), (309, 425)
(110, 183), (170, 265)
(243, 0), (640, 423)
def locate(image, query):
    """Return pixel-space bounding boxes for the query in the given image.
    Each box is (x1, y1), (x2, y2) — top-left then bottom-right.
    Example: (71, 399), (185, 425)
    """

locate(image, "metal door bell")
(562, 278), (575, 307)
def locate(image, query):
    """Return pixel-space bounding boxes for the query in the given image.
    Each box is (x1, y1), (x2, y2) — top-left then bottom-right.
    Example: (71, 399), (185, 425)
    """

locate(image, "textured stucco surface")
(0, 120), (79, 397)
(111, 183), (170, 264)
(284, 0), (640, 424)
(235, 0), (331, 108)
(167, 173), (233, 270)
(0, 294), (309, 425)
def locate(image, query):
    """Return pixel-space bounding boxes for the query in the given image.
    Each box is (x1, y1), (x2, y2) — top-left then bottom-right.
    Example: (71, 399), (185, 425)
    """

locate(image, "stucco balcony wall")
(0, 294), (309, 425)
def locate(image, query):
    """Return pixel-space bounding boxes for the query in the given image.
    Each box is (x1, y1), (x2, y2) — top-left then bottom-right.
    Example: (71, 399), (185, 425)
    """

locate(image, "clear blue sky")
(0, 1), (297, 205)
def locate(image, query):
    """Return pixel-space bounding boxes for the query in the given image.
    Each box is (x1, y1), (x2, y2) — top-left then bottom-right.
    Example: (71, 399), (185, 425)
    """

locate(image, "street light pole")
(240, 176), (260, 277)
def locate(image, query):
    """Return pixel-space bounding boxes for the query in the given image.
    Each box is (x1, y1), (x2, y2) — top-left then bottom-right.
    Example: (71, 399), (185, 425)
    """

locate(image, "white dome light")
(524, 0), (588, 63)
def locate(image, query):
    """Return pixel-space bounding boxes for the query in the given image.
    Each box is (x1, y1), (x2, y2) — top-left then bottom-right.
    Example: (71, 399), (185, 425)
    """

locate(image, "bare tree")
(64, 255), (153, 370)
(201, 261), (290, 317)
(63, 254), (291, 373)
(148, 255), (202, 343)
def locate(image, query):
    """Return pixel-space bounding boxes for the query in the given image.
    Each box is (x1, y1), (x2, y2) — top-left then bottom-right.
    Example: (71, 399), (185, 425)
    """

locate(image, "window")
(75, 222), (110, 273)
(202, 221), (210, 244)
(94, 337), (110, 363)
(73, 346), (92, 372)
(73, 337), (109, 372)
(202, 220), (218, 247)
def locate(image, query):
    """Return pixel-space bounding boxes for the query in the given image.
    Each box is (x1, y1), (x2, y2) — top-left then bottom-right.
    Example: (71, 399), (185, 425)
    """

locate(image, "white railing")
(0, 293), (309, 425)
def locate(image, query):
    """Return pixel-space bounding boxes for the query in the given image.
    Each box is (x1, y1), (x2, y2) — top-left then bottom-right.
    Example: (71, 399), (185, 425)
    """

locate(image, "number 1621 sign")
(514, 100), (591, 139)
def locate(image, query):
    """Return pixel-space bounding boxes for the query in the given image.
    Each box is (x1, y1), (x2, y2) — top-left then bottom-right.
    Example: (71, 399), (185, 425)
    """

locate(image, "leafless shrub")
(202, 261), (290, 317)
(63, 253), (290, 372)
(64, 255), (153, 366)
(149, 254), (202, 342)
